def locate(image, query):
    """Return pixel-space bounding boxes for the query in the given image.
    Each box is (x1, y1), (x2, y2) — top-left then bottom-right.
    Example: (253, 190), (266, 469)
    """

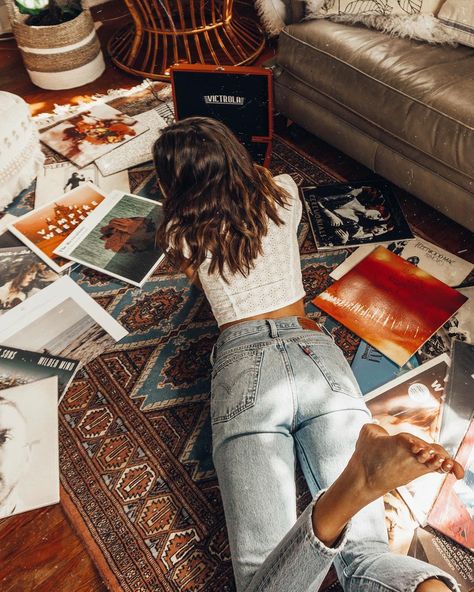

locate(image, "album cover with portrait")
(313, 246), (468, 367)
(54, 192), (165, 287)
(301, 180), (413, 250)
(0, 377), (59, 519)
(428, 419), (474, 551)
(40, 104), (149, 168)
(0, 227), (60, 316)
(8, 183), (106, 272)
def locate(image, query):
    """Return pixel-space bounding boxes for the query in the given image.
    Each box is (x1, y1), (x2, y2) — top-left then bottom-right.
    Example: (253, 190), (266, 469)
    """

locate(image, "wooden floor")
(0, 3), (473, 592)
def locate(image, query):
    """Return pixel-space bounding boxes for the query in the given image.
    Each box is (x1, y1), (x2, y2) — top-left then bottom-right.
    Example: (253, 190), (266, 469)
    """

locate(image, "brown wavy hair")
(153, 117), (290, 279)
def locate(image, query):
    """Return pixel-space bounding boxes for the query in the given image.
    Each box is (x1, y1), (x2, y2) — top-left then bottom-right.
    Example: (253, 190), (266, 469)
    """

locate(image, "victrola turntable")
(170, 64), (273, 167)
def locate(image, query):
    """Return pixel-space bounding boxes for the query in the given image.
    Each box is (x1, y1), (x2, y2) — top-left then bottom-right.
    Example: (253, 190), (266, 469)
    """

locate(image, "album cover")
(428, 419), (474, 551)
(0, 228), (60, 316)
(0, 213), (16, 233)
(301, 181), (413, 250)
(439, 340), (474, 457)
(418, 287), (474, 363)
(0, 377), (60, 519)
(313, 246), (468, 366)
(0, 345), (79, 401)
(365, 354), (450, 525)
(8, 183), (106, 273)
(0, 276), (127, 367)
(95, 108), (167, 176)
(351, 339), (419, 395)
(408, 527), (474, 592)
(40, 104), (149, 168)
(35, 161), (130, 207)
(330, 238), (473, 287)
(54, 191), (165, 287)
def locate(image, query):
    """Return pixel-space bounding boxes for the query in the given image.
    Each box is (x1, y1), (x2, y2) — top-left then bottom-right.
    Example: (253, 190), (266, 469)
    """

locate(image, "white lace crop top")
(196, 174), (305, 327)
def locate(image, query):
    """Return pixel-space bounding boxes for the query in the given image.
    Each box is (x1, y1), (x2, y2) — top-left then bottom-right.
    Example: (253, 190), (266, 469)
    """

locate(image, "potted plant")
(6, 0), (105, 90)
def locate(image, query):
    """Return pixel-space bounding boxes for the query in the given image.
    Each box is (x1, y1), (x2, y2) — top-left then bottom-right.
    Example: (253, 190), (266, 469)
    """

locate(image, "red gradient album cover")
(428, 420), (474, 551)
(313, 246), (468, 366)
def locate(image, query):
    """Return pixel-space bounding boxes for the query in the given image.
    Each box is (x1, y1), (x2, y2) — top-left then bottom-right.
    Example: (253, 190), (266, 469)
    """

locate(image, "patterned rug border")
(60, 484), (120, 591)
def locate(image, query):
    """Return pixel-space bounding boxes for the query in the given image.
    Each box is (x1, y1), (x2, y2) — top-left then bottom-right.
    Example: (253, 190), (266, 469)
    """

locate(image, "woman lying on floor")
(152, 117), (464, 592)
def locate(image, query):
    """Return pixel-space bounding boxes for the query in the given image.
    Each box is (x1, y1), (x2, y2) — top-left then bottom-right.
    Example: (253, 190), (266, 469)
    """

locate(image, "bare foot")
(312, 423), (464, 547)
(352, 423), (464, 498)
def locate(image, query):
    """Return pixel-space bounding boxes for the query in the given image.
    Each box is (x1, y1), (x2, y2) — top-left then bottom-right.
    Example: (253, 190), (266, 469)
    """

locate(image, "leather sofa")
(271, 1), (474, 231)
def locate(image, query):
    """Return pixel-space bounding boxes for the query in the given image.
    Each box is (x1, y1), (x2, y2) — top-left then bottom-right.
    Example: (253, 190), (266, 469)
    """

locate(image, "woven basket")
(6, 0), (105, 90)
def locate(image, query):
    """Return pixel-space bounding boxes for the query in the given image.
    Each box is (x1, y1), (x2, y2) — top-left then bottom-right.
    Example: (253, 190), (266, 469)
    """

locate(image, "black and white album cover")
(0, 345), (79, 400)
(0, 377), (59, 519)
(301, 180), (413, 250)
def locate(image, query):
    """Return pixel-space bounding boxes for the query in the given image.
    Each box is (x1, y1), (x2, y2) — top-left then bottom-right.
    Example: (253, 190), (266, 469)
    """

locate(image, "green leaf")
(15, 0), (48, 14)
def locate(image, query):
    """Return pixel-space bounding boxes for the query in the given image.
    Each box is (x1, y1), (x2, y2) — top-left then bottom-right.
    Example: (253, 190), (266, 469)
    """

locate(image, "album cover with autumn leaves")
(313, 246), (467, 367)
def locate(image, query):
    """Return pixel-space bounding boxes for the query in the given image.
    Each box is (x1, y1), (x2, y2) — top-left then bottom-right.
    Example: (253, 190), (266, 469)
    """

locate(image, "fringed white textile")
(0, 91), (45, 211)
(255, 0), (288, 36)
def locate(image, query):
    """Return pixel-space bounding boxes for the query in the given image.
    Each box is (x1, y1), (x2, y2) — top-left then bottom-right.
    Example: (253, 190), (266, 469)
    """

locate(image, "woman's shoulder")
(272, 175), (299, 209)
(273, 173), (298, 195)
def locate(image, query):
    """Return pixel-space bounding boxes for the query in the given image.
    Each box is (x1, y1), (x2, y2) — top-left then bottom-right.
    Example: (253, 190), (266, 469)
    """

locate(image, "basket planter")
(7, 0), (105, 90)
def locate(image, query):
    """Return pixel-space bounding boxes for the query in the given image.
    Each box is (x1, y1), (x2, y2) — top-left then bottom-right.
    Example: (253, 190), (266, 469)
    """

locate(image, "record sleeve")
(40, 104), (149, 168)
(9, 183), (106, 273)
(0, 345), (79, 400)
(365, 355), (450, 525)
(54, 192), (165, 287)
(330, 238), (473, 286)
(428, 419), (474, 551)
(302, 180), (413, 251)
(0, 377), (60, 519)
(439, 340), (474, 457)
(313, 246), (468, 366)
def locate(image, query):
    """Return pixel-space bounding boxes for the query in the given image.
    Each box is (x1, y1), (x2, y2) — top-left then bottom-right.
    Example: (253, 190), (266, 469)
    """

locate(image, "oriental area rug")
(7, 85), (365, 592)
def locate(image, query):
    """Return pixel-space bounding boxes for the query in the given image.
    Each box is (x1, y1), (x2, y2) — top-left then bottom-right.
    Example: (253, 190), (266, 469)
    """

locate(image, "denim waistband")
(215, 316), (325, 350)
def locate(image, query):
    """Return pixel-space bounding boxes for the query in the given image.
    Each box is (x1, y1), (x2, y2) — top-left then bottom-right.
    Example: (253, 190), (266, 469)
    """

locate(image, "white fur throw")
(255, 0), (288, 36)
(254, 0), (458, 44)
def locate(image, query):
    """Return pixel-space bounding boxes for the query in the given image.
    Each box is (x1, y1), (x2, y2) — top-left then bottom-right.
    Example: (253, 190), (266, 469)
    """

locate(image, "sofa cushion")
(278, 20), (474, 180)
(438, 0), (474, 48)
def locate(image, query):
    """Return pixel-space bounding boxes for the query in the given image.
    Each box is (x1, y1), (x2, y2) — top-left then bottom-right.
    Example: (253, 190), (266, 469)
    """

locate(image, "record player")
(170, 64), (273, 167)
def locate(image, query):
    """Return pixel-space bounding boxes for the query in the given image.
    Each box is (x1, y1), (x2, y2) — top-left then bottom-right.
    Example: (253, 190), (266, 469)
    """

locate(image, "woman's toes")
(416, 448), (435, 463)
(439, 459), (453, 473)
(424, 454), (445, 470)
(450, 460), (465, 480)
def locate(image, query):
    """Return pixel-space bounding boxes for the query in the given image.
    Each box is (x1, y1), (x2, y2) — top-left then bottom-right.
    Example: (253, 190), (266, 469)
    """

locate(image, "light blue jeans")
(210, 317), (459, 592)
